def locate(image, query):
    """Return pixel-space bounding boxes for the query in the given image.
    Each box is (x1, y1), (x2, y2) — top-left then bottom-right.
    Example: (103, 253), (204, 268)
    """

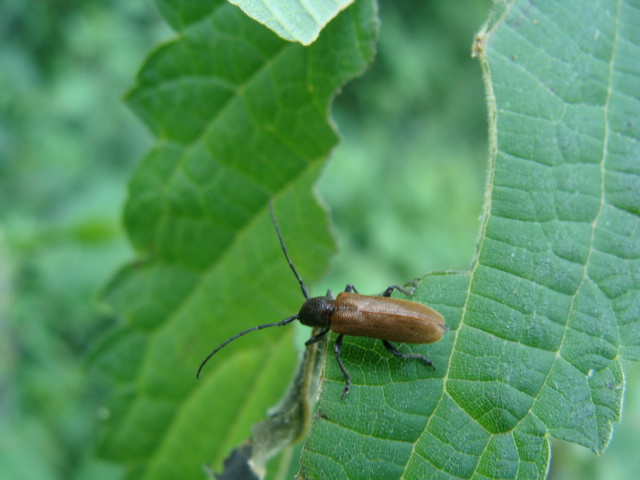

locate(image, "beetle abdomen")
(330, 292), (446, 344)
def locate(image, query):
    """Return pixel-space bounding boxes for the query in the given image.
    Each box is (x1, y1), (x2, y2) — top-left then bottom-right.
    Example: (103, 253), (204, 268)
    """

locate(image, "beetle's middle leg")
(333, 334), (351, 398)
(344, 284), (359, 294)
(382, 340), (435, 370)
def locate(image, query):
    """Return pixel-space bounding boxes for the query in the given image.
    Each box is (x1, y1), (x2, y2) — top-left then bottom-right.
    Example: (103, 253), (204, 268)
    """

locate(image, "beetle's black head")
(297, 296), (334, 328)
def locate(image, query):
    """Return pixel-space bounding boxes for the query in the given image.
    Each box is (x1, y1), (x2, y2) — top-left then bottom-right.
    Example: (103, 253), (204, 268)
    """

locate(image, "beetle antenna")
(196, 315), (299, 379)
(269, 202), (310, 300)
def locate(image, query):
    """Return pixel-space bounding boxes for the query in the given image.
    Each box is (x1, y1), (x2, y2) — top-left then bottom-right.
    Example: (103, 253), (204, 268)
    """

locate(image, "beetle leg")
(334, 334), (351, 398)
(344, 284), (359, 293)
(382, 284), (416, 297)
(305, 328), (330, 346)
(325, 289), (335, 299)
(382, 340), (435, 370)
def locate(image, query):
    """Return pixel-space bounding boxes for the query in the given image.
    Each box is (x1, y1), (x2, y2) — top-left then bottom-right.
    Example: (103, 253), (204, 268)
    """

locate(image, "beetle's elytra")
(196, 203), (447, 397)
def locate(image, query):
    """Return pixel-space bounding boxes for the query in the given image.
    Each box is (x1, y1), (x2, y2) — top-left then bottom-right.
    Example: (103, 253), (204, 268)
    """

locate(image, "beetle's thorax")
(298, 296), (335, 327)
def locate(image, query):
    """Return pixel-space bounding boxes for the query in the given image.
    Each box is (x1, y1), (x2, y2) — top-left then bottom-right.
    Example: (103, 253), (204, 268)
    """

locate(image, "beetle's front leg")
(333, 334), (351, 398)
(305, 328), (330, 346)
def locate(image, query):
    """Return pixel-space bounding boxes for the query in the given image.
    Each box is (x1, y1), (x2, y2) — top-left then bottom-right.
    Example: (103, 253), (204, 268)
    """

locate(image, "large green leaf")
(92, 0), (377, 479)
(300, 0), (640, 478)
(93, 0), (640, 479)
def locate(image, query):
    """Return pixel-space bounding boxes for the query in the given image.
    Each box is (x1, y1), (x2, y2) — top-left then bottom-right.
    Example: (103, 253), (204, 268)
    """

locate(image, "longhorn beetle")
(196, 203), (447, 397)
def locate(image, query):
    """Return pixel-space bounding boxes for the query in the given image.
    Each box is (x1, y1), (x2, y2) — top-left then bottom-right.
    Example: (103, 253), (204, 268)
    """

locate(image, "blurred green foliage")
(318, 1), (490, 295)
(1, 0), (638, 479)
(1, 1), (169, 479)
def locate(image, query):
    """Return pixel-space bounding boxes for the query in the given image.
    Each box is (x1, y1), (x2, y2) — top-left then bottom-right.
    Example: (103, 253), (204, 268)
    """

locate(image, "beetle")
(196, 203), (447, 397)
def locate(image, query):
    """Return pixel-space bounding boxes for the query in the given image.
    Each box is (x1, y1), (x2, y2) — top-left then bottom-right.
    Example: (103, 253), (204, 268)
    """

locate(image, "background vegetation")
(1, 0), (638, 479)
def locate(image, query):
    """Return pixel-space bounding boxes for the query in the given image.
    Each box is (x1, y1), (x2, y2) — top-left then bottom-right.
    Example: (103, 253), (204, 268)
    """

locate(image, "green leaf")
(93, 0), (377, 478)
(300, 0), (640, 478)
(229, 0), (355, 45)
(94, 0), (640, 479)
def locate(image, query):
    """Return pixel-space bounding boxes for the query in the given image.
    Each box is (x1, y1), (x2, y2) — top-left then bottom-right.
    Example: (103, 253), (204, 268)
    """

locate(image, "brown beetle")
(196, 203), (447, 397)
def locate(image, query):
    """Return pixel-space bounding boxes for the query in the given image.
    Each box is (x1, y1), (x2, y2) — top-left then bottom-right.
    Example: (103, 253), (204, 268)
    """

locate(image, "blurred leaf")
(229, 0), (354, 45)
(93, 0), (377, 479)
(299, 0), (640, 478)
